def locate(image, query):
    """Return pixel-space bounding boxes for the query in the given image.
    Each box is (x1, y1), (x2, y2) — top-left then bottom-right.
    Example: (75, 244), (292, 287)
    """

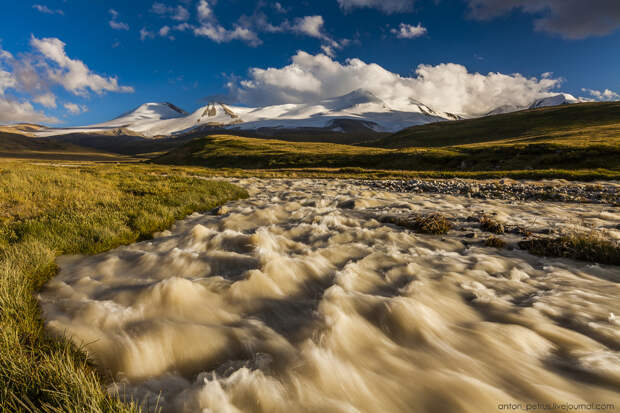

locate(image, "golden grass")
(518, 233), (620, 265)
(380, 213), (453, 235)
(484, 236), (507, 249)
(153, 134), (620, 178)
(478, 214), (505, 234)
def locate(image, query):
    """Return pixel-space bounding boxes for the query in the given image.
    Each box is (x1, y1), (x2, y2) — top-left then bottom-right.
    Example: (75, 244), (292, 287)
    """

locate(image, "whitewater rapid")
(39, 179), (620, 412)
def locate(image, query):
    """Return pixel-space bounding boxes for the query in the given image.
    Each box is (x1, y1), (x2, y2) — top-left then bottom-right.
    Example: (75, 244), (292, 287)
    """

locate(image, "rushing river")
(39, 179), (620, 412)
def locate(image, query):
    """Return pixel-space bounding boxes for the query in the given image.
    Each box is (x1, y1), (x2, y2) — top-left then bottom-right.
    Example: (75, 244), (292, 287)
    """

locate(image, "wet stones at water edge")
(376, 209), (618, 266)
(365, 179), (620, 204)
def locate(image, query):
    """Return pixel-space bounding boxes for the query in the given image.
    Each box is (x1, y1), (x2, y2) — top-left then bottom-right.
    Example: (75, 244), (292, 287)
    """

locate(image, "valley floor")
(38, 178), (620, 412)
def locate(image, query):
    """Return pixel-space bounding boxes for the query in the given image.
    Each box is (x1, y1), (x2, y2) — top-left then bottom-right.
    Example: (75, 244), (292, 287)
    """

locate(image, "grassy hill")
(153, 133), (620, 180)
(371, 101), (620, 148)
(0, 131), (133, 161)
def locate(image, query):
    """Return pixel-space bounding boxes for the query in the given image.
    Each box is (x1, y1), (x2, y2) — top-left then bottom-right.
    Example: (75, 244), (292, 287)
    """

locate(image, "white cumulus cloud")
(391, 23), (427, 38)
(30, 36), (134, 96)
(33, 4), (64, 15)
(0, 97), (58, 124)
(194, 24), (261, 45)
(151, 2), (190, 21)
(0, 60), (57, 123)
(292, 15), (325, 38)
(0, 37), (132, 124)
(151, 2), (343, 52)
(274, 2), (287, 13)
(582, 88), (620, 101)
(0, 69), (17, 95)
(227, 51), (565, 116)
(109, 9), (130, 30)
(337, 0), (415, 14)
(33, 93), (57, 108)
(140, 28), (156, 40)
(63, 102), (88, 114)
(110, 21), (130, 30)
(193, 0), (261, 46)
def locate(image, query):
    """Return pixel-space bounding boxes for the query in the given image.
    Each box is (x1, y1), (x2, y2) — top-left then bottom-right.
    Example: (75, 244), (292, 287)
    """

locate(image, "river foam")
(39, 179), (620, 412)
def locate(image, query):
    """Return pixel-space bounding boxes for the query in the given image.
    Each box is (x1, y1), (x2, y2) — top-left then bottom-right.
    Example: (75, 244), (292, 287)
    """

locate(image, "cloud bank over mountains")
(227, 51), (565, 117)
(2, 39), (614, 125)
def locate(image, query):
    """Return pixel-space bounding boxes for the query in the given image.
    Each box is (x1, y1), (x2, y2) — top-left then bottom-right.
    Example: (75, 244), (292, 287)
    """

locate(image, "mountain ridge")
(32, 91), (593, 139)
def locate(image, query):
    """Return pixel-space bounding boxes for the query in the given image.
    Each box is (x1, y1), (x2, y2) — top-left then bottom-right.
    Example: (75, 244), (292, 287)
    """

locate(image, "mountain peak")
(322, 89), (386, 111)
(112, 102), (187, 123)
(338, 88), (383, 103)
(529, 94), (580, 109)
(35, 90), (588, 138)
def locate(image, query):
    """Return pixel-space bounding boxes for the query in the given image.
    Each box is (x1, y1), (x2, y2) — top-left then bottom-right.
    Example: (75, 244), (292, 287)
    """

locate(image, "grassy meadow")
(152, 134), (620, 180)
(0, 161), (247, 412)
(372, 101), (620, 148)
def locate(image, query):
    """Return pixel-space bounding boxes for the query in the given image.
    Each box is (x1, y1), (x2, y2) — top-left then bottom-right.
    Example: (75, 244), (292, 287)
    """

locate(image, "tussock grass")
(0, 161), (247, 412)
(479, 214), (505, 234)
(485, 236), (506, 249)
(518, 233), (620, 265)
(380, 213), (453, 235)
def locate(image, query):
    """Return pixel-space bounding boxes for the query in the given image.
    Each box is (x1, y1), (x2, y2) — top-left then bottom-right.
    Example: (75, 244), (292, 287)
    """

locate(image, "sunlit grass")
(152, 133), (620, 179)
(518, 233), (620, 265)
(0, 161), (247, 412)
(375, 101), (620, 148)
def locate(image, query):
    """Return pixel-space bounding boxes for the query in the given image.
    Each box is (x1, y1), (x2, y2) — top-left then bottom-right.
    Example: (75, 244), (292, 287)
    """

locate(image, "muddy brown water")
(39, 179), (620, 412)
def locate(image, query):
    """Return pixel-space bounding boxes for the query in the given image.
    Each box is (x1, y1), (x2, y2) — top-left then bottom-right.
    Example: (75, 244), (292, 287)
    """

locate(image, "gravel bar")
(361, 178), (619, 204)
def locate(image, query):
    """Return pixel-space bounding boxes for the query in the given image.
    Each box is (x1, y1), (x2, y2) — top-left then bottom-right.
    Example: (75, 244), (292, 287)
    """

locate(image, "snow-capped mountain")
(529, 93), (581, 109)
(35, 89), (456, 137)
(485, 94), (582, 116)
(34, 90), (582, 138)
(107, 102), (188, 124)
(485, 104), (524, 116)
(226, 89), (458, 133)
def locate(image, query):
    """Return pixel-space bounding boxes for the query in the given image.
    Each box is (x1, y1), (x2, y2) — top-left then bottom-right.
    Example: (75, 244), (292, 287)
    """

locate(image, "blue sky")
(1, 0), (619, 125)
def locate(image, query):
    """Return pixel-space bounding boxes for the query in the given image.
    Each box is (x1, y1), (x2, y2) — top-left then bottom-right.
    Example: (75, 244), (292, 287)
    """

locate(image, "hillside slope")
(153, 134), (620, 178)
(0, 132), (130, 161)
(373, 102), (620, 148)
